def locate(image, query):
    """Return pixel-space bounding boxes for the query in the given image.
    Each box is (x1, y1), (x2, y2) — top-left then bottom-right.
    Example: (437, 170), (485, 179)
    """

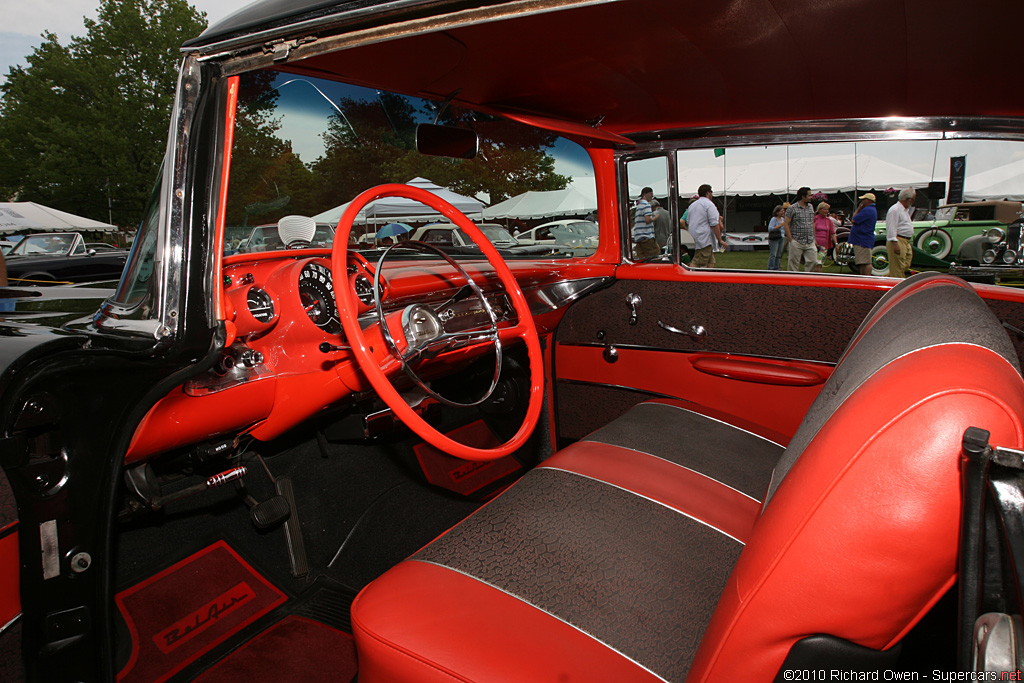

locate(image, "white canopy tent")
(312, 177), (485, 225)
(0, 202), (117, 233)
(673, 154), (933, 197)
(626, 154), (934, 200)
(483, 186), (597, 220)
(964, 158), (1024, 201)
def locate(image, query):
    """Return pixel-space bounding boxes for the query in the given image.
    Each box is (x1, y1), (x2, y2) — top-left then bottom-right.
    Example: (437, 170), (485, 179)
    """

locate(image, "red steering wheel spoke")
(331, 184), (544, 461)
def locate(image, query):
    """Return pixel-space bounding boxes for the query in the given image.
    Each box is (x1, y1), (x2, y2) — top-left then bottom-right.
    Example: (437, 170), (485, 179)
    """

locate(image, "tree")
(0, 0), (207, 227)
(311, 96), (568, 210)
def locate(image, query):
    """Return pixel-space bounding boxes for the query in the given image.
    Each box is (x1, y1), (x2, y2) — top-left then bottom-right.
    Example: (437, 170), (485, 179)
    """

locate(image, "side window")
(667, 139), (1024, 284)
(624, 156), (669, 262)
(72, 241), (86, 255)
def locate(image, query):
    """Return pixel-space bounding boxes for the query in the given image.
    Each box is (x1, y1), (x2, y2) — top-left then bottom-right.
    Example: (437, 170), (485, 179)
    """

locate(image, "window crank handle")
(626, 293), (641, 325)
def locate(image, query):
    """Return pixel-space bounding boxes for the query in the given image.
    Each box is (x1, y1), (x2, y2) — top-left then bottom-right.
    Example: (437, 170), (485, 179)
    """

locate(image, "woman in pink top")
(813, 201), (837, 271)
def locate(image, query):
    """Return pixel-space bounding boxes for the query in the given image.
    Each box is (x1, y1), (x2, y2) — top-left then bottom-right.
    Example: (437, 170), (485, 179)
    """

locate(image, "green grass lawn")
(713, 249), (849, 274)
(713, 248), (949, 276)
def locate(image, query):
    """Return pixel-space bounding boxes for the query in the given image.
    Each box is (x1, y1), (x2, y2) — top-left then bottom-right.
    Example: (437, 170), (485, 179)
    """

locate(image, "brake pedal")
(276, 477), (309, 578)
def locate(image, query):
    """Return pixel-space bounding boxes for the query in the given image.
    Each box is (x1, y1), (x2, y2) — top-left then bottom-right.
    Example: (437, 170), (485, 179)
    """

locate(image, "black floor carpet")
(114, 414), (517, 599)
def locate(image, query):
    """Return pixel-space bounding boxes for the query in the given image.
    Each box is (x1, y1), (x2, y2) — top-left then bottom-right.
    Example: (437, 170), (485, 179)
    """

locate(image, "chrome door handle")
(658, 320), (707, 343)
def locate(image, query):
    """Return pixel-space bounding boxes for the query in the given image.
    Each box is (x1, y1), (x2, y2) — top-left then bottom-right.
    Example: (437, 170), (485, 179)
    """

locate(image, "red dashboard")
(125, 249), (613, 463)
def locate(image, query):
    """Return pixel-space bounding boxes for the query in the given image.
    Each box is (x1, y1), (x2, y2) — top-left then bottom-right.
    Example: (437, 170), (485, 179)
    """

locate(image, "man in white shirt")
(885, 188), (917, 278)
(686, 184), (724, 268)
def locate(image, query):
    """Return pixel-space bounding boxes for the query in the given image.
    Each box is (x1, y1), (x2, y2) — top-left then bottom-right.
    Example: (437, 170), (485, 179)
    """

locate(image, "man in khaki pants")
(885, 188), (916, 278)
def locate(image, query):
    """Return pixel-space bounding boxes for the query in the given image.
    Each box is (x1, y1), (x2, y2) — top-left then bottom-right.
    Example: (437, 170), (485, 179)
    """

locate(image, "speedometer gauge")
(298, 262), (340, 333)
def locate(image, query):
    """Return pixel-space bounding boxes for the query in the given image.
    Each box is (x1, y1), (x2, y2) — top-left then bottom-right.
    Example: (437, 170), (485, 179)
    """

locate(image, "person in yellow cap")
(847, 192), (878, 276)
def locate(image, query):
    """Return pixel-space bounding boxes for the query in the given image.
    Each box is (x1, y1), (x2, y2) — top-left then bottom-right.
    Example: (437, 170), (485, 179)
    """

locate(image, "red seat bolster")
(544, 441), (762, 543)
(688, 349), (1024, 680)
(352, 560), (664, 683)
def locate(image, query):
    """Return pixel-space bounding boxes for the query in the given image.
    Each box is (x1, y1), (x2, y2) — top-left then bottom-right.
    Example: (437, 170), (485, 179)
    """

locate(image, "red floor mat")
(414, 420), (523, 497)
(193, 615), (358, 683)
(116, 540), (287, 683)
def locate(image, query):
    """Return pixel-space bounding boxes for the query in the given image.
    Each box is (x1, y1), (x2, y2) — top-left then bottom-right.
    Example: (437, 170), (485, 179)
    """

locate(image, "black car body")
(4, 232), (128, 284)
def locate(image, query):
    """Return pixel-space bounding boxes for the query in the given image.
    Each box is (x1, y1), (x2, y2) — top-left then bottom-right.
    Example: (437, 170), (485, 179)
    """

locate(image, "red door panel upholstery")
(555, 345), (827, 441)
(553, 279), (884, 445)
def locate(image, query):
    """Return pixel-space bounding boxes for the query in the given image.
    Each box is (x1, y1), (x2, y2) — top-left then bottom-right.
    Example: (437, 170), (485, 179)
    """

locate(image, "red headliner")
(286, 0), (1024, 136)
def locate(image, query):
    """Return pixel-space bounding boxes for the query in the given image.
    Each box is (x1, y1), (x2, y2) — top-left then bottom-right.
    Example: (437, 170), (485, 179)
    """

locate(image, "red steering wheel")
(331, 184), (545, 461)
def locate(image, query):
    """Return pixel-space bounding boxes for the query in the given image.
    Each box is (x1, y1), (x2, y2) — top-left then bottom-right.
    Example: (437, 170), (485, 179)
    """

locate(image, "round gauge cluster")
(246, 287), (275, 323)
(298, 261), (340, 333)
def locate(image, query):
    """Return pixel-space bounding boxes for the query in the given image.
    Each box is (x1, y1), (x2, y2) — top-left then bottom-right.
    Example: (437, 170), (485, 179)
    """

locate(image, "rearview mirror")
(416, 123), (478, 159)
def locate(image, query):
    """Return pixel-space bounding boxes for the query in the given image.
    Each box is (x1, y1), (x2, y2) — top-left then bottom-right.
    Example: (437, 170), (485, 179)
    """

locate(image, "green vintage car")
(866, 200), (1023, 276)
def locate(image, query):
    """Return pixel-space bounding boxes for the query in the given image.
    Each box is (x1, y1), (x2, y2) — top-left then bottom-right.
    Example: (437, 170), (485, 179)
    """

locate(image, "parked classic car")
(408, 222), (558, 256)
(515, 219), (599, 256)
(949, 211), (1024, 283)
(237, 221), (335, 253)
(3, 232), (128, 284)
(864, 200), (1023, 277)
(4, 1), (1024, 682)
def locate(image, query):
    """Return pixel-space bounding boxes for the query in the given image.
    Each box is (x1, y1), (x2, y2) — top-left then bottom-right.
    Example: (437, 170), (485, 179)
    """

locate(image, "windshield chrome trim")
(93, 57), (199, 340)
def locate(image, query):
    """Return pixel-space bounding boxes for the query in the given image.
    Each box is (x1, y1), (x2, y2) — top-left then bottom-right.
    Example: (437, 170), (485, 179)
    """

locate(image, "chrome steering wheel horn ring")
(373, 239), (503, 409)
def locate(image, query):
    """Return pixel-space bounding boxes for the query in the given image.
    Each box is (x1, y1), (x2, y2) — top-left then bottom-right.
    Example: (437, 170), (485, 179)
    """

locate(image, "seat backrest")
(689, 274), (1024, 680)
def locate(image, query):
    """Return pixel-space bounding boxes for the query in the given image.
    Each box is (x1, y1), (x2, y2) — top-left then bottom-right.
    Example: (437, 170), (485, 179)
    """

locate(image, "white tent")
(483, 186), (597, 220)
(684, 154), (932, 197)
(312, 177), (485, 225)
(0, 202), (117, 232)
(634, 154), (933, 199)
(964, 158), (1024, 201)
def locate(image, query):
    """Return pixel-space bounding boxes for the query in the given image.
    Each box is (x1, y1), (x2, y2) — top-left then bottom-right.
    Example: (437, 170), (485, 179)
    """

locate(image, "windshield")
(567, 221), (598, 237)
(476, 225), (518, 245)
(226, 70), (595, 259)
(110, 168), (161, 312)
(10, 234), (75, 255)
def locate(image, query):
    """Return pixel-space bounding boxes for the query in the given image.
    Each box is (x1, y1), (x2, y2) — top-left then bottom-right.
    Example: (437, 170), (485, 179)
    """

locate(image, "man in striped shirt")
(784, 186), (818, 271)
(632, 187), (659, 259)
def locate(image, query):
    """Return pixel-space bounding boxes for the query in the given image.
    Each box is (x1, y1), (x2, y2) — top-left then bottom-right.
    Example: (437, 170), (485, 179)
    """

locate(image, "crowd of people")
(633, 183), (919, 278)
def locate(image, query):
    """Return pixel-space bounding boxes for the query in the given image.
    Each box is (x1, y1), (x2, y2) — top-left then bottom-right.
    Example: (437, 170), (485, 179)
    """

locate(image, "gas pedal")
(275, 476), (309, 578)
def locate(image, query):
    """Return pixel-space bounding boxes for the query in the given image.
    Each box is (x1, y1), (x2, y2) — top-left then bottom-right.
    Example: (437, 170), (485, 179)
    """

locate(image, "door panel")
(552, 277), (886, 445)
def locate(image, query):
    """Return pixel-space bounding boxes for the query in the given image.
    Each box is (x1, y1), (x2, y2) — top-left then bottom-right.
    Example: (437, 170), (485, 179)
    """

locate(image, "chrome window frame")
(92, 57), (202, 341)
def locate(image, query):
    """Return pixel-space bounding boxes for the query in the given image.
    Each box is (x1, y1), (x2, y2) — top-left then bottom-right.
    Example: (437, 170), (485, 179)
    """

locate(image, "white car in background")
(516, 219), (598, 256)
(410, 222), (520, 249)
(407, 223), (556, 256)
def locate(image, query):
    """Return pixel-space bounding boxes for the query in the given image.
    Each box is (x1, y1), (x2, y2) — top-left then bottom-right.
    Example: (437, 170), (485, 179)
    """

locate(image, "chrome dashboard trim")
(525, 276), (612, 315)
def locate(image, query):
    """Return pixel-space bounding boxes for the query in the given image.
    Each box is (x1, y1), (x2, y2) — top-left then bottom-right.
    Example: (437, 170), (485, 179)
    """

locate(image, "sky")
(1, 0), (254, 84)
